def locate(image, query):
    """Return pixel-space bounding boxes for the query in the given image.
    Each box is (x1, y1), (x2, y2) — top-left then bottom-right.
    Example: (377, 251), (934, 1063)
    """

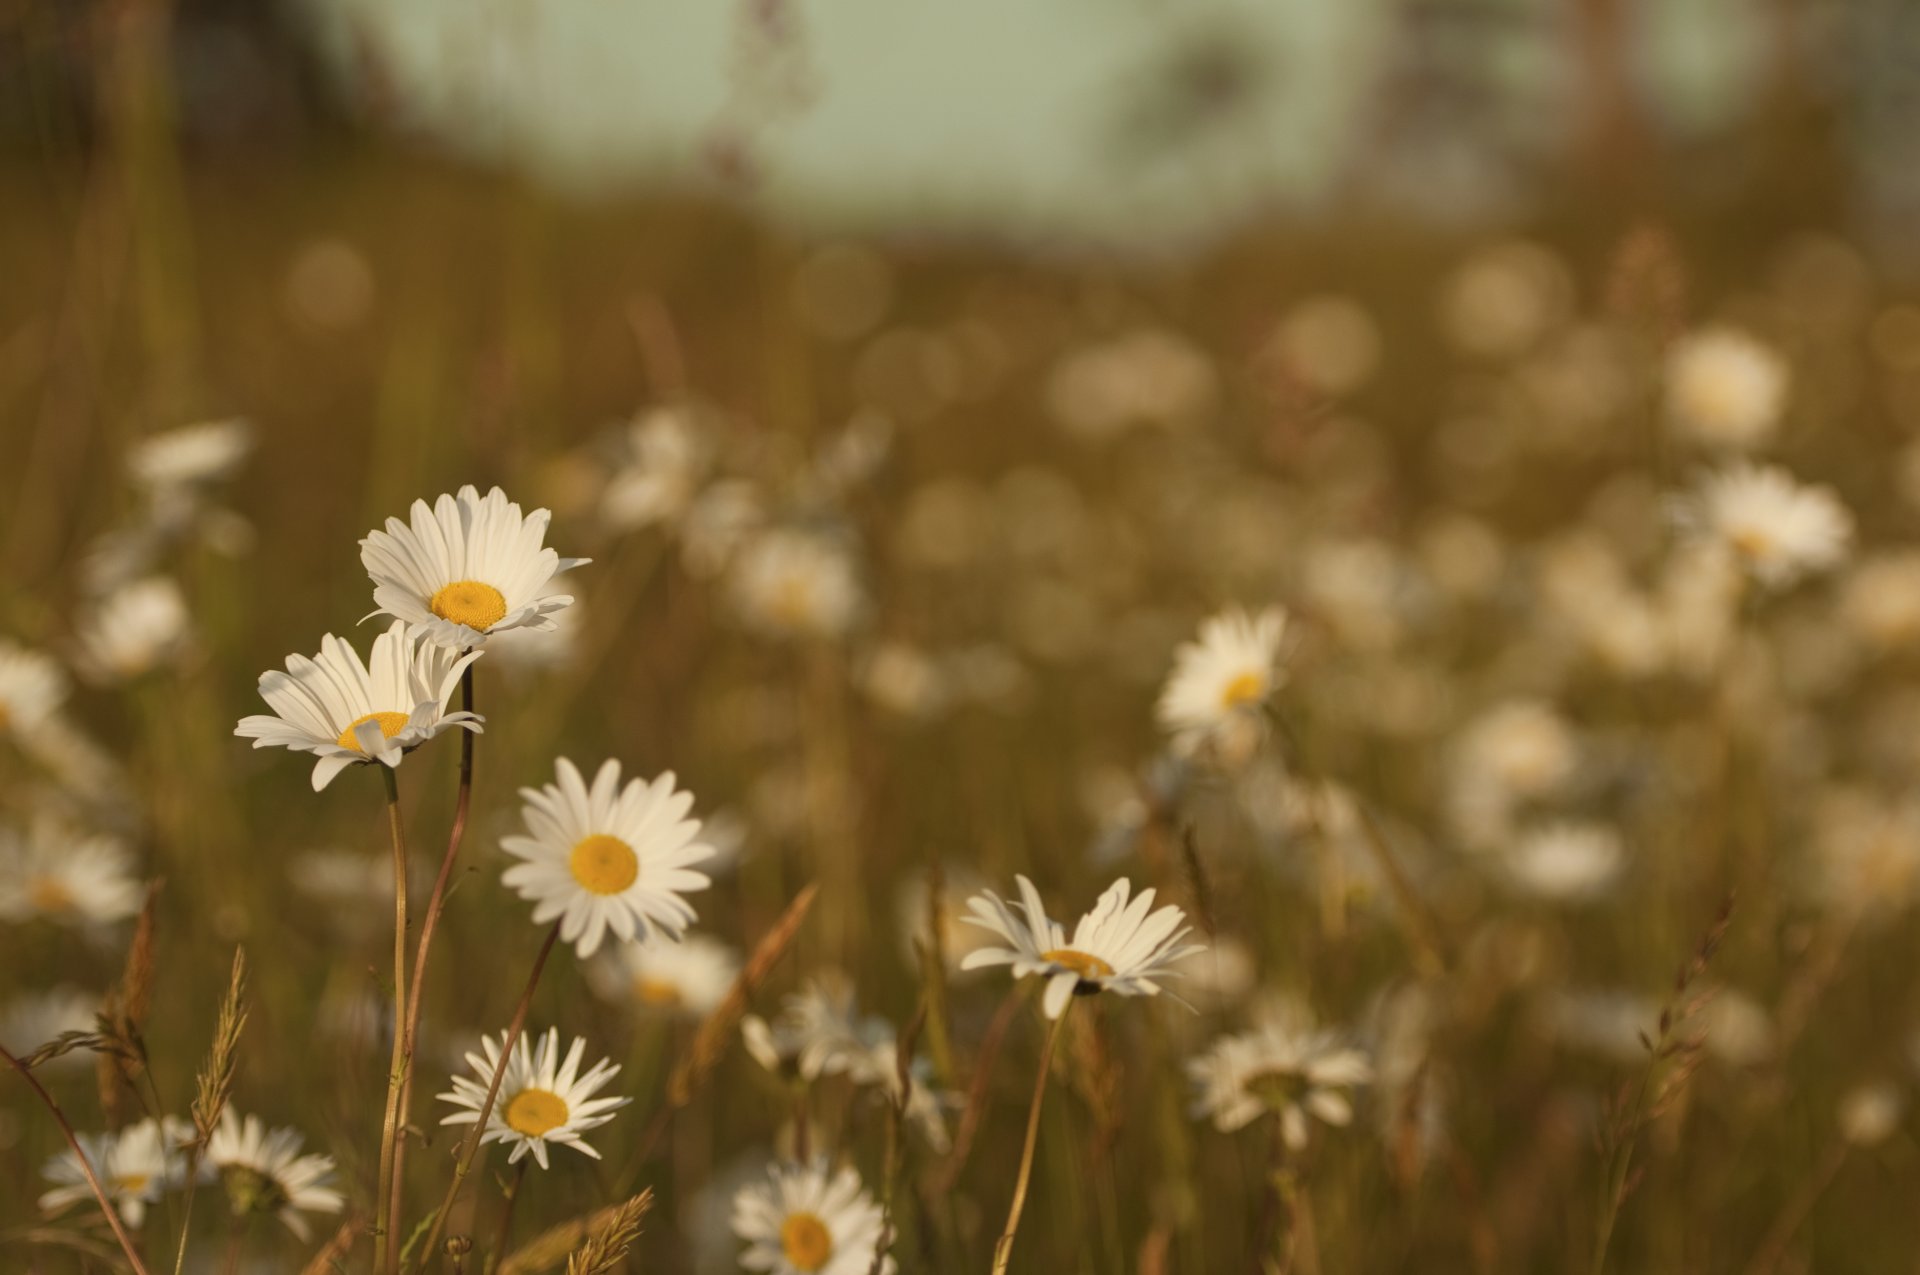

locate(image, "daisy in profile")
(1156, 606), (1288, 763)
(207, 1112), (344, 1241)
(0, 818), (142, 925)
(234, 620), (482, 791)
(39, 1116), (194, 1227)
(1187, 1002), (1373, 1149)
(731, 1159), (894, 1275)
(586, 933), (739, 1016)
(438, 1027), (629, 1170)
(1664, 327), (1788, 451)
(961, 875), (1205, 1019)
(1677, 462), (1853, 590)
(360, 485), (587, 651)
(500, 758), (715, 958)
(0, 640), (68, 737)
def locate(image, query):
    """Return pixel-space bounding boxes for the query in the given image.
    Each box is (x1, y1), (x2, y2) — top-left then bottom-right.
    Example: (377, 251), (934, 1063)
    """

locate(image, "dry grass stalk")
(298, 1215), (362, 1275)
(1065, 1006), (1124, 1161)
(1177, 825), (1218, 940)
(867, 1001), (925, 1275)
(1603, 221), (1688, 343)
(97, 879), (163, 1125)
(190, 945), (250, 1143)
(498, 1192), (653, 1275)
(564, 1191), (653, 1275)
(929, 986), (1024, 1197)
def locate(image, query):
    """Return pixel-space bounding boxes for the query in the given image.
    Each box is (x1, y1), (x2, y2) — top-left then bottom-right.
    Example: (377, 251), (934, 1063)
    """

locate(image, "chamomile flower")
(500, 758), (715, 959)
(206, 1112), (344, 1241)
(961, 875), (1205, 1019)
(127, 419), (254, 494)
(741, 975), (862, 1082)
(438, 1027), (629, 1170)
(1664, 327), (1788, 450)
(0, 640), (68, 737)
(0, 818), (142, 925)
(727, 527), (865, 640)
(600, 406), (715, 532)
(1678, 462), (1853, 589)
(586, 933), (739, 1016)
(1187, 1004), (1373, 1149)
(234, 621), (482, 792)
(0, 987), (100, 1070)
(360, 484), (588, 650)
(75, 576), (192, 684)
(1503, 822), (1624, 903)
(1155, 606), (1288, 762)
(39, 1116), (194, 1227)
(731, 1159), (894, 1275)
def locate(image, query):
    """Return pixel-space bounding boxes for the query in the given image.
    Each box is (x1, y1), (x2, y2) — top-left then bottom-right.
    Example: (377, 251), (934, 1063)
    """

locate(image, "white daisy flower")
(500, 758), (715, 959)
(727, 527), (865, 640)
(600, 406), (715, 532)
(586, 933), (739, 1016)
(39, 1116), (195, 1227)
(234, 620), (483, 792)
(360, 484), (588, 650)
(1664, 327), (1788, 450)
(0, 987), (100, 1071)
(1186, 1004), (1373, 1149)
(730, 1159), (895, 1275)
(127, 419), (253, 494)
(1155, 606), (1288, 762)
(0, 640), (68, 737)
(0, 818), (142, 926)
(75, 576), (192, 684)
(960, 875), (1206, 1019)
(207, 1111), (345, 1241)
(742, 975), (864, 1082)
(1503, 822), (1624, 903)
(1677, 462), (1853, 589)
(437, 1027), (629, 1170)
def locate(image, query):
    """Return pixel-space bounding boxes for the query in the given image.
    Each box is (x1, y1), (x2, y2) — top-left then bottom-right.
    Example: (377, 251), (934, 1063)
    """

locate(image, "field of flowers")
(9, 27), (1920, 1275)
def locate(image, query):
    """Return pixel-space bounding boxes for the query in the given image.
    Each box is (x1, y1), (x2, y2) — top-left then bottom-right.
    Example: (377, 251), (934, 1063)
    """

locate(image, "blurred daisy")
(438, 1027), (629, 1170)
(731, 1159), (894, 1275)
(742, 975), (863, 1082)
(127, 419), (253, 494)
(0, 987), (100, 1070)
(0, 818), (142, 925)
(0, 640), (68, 736)
(1156, 606), (1287, 762)
(1503, 822), (1624, 903)
(207, 1112), (344, 1241)
(728, 527), (865, 641)
(1187, 1005), (1373, 1149)
(360, 484), (587, 650)
(600, 406), (715, 532)
(39, 1116), (194, 1227)
(234, 621), (482, 792)
(1678, 463), (1853, 589)
(500, 758), (715, 958)
(961, 875), (1205, 1019)
(75, 576), (191, 684)
(1664, 327), (1788, 450)
(587, 933), (739, 1016)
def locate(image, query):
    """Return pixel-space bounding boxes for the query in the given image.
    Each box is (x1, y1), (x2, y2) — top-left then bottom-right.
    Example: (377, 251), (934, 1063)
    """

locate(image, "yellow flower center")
(429, 579), (508, 631)
(1041, 948), (1115, 980)
(570, 834), (639, 895)
(28, 876), (73, 913)
(1220, 670), (1268, 709)
(771, 578), (816, 627)
(780, 1212), (834, 1272)
(635, 977), (683, 1007)
(113, 1173), (151, 1195)
(502, 1087), (570, 1138)
(1728, 527), (1777, 561)
(335, 710), (412, 753)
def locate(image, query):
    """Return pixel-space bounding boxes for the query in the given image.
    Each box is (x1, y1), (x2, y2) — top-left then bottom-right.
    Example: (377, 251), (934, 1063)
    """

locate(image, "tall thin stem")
(387, 665), (477, 1273)
(373, 765), (411, 1275)
(410, 922), (562, 1274)
(991, 1001), (1071, 1275)
(1, 1043), (155, 1275)
(481, 1158), (529, 1275)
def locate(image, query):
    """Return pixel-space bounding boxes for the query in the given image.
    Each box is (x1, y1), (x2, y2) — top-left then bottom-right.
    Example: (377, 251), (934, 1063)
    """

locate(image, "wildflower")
(438, 1028), (629, 1170)
(1838, 1082), (1905, 1148)
(0, 818), (142, 925)
(0, 640), (68, 737)
(727, 527), (865, 640)
(1664, 327), (1788, 450)
(126, 419), (253, 495)
(1155, 606), (1287, 762)
(1503, 822), (1624, 904)
(234, 621), (482, 792)
(731, 1159), (894, 1275)
(360, 485), (587, 650)
(207, 1112), (345, 1241)
(1678, 462), (1853, 589)
(39, 1117), (194, 1227)
(1187, 1004), (1372, 1149)
(961, 875), (1204, 1019)
(75, 577), (192, 684)
(500, 758), (715, 958)
(600, 406), (715, 532)
(586, 933), (739, 1016)
(0, 987), (100, 1071)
